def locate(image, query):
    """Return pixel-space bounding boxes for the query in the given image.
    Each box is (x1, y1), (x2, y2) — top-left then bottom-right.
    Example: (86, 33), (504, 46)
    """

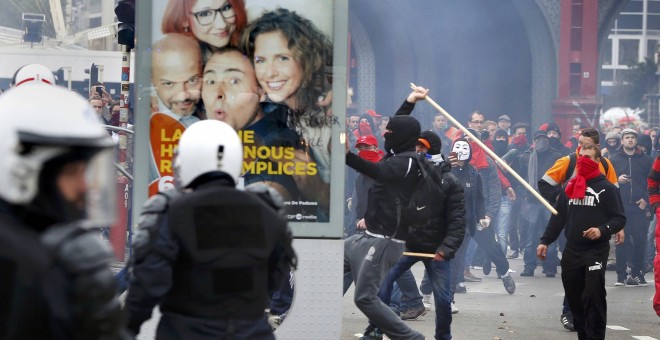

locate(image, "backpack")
(565, 153), (609, 183)
(394, 152), (445, 230)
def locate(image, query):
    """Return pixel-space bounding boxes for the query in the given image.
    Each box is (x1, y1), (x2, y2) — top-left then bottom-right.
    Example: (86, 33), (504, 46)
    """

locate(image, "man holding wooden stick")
(344, 110), (426, 339)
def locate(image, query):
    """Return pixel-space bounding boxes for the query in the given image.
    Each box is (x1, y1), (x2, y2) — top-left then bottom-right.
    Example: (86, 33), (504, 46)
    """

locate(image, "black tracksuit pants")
(561, 243), (609, 340)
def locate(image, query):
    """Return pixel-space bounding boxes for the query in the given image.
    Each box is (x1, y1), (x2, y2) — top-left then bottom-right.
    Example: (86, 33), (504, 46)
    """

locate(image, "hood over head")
(418, 130), (442, 155)
(383, 115), (421, 154)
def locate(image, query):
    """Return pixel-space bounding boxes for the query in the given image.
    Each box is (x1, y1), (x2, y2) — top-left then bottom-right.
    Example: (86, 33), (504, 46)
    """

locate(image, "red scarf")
(358, 149), (383, 162)
(512, 134), (528, 148)
(565, 156), (601, 199)
(469, 141), (489, 169)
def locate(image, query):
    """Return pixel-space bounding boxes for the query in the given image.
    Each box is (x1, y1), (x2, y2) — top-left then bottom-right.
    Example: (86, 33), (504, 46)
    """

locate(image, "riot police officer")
(0, 83), (130, 339)
(125, 120), (296, 339)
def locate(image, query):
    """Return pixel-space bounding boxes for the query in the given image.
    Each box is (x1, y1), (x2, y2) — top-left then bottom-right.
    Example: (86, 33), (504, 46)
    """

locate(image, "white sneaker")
(422, 294), (432, 310)
(451, 301), (459, 314)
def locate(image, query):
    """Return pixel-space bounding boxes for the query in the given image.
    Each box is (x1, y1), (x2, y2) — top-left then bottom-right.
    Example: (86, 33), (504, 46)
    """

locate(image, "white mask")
(452, 140), (471, 161)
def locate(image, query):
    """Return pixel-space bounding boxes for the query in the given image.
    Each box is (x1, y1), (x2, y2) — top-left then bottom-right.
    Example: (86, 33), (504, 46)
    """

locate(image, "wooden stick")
(410, 83), (558, 215)
(403, 252), (436, 258)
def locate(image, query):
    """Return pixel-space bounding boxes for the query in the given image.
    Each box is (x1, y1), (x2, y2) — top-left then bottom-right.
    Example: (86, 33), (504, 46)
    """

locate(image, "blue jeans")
(270, 271), (294, 315)
(115, 266), (129, 294)
(465, 237), (478, 268)
(495, 197), (512, 255)
(378, 255), (453, 340)
(388, 269), (423, 311)
(523, 202), (557, 272)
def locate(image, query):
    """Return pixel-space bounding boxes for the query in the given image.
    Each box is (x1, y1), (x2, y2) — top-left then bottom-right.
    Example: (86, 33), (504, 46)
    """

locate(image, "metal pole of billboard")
(98, 64), (104, 84)
(64, 66), (72, 90)
(410, 83), (558, 215)
(109, 45), (131, 261)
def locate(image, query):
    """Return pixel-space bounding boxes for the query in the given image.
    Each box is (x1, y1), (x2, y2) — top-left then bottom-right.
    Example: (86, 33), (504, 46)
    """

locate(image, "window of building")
(89, 17), (101, 28)
(603, 39), (613, 65)
(600, 69), (614, 82)
(623, 0), (644, 12)
(647, 39), (659, 58)
(571, 0), (583, 51)
(648, 14), (660, 31)
(619, 39), (640, 65)
(648, 1), (660, 14)
(570, 63), (582, 97)
(617, 14), (643, 31)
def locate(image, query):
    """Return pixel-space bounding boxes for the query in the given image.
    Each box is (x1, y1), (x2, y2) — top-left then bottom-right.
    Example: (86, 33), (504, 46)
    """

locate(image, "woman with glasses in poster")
(162, 0), (248, 59)
(241, 8), (333, 220)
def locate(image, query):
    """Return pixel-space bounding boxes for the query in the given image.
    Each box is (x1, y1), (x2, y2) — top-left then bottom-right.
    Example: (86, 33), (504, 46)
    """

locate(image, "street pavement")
(127, 255), (659, 339)
(342, 256), (659, 340)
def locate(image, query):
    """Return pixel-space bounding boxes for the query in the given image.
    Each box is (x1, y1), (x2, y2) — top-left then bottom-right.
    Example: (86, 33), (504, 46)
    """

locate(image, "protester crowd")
(344, 86), (660, 340)
(2, 0), (659, 338)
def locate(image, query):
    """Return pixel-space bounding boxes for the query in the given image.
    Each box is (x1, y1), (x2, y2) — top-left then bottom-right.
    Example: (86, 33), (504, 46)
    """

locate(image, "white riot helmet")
(174, 120), (243, 188)
(12, 63), (56, 87)
(0, 83), (116, 225)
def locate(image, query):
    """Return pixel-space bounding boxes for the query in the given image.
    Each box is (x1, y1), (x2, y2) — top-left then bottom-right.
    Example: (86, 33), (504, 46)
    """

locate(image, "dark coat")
(609, 147), (652, 205)
(405, 159), (466, 259)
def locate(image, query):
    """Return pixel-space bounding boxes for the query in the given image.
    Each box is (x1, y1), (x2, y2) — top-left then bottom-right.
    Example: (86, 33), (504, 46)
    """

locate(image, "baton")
(410, 83), (557, 215)
(403, 252), (436, 258)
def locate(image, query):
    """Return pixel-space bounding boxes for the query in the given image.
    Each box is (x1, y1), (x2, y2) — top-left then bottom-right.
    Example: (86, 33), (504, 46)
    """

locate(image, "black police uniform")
(0, 201), (130, 340)
(125, 176), (295, 339)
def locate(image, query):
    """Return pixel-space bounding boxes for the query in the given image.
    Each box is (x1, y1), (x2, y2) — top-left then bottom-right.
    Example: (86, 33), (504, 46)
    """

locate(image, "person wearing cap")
(497, 115), (511, 135)
(602, 131), (621, 158)
(545, 122), (571, 155)
(366, 109), (384, 145)
(343, 135), (384, 296)
(375, 130), (465, 340)
(609, 128), (652, 286)
(347, 135), (383, 237)
(510, 130), (562, 277)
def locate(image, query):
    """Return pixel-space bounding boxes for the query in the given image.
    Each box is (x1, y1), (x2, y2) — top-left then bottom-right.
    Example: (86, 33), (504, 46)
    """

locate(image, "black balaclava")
(638, 134), (652, 157)
(493, 129), (509, 157)
(383, 116), (421, 154)
(546, 123), (564, 151)
(419, 130), (442, 155)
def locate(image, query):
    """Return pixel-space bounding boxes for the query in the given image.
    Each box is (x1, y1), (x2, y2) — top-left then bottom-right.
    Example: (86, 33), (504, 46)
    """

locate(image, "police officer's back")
(125, 120), (296, 339)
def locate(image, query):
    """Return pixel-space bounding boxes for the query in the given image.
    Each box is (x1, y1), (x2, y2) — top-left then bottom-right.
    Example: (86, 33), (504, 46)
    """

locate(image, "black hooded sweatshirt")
(346, 115), (421, 240)
(540, 174), (625, 250)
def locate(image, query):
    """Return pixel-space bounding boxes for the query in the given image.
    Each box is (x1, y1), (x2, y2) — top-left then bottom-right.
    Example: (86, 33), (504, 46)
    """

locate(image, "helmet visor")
(83, 148), (117, 226)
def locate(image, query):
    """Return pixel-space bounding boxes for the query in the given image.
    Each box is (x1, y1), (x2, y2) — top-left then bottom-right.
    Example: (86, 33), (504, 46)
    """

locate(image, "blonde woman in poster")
(241, 8), (333, 220)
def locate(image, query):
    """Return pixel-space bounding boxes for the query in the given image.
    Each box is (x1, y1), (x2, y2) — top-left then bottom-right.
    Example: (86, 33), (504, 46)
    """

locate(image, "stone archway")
(349, 1), (540, 128)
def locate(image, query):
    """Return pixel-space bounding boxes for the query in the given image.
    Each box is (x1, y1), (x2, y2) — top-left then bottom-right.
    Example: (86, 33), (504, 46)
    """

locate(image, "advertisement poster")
(148, 0), (334, 223)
